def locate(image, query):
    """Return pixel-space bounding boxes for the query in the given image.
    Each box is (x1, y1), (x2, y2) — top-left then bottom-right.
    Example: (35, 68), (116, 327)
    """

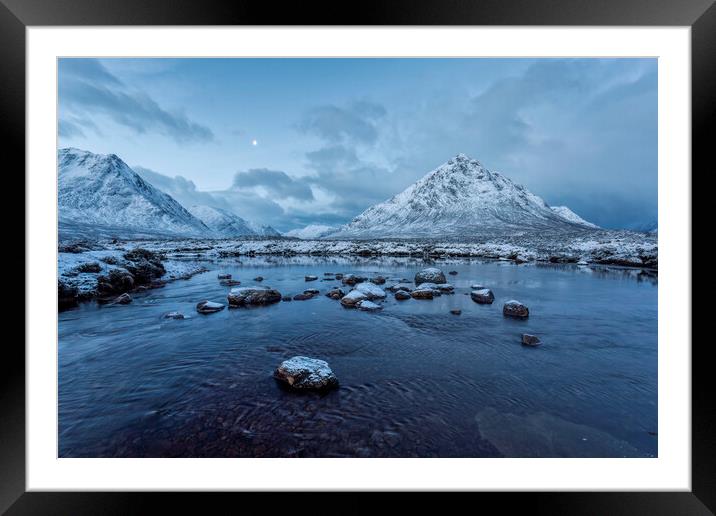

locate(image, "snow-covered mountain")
(550, 206), (599, 228)
(58, 148), (210, 238)
(330, 153), (597, 239)
(247, 221), (281, 237)
(285, 224), (338, 239)
(187, 204), (256, 237)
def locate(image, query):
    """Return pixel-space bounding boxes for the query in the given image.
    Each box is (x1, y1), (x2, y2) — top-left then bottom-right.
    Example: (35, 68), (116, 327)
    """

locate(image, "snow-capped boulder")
(196, 300), (225, 314)
(227, 286), (282, 306)
(355, 282), (387, 300)
(340, 290), (368, 307)
(341, 274), (367, 286)
(387, 283), (413, 293)
(436, 283), (454, 293)
(471, 289), (495, 304)
(305, 275), (318, 281)
(274, 356), (338, 391)
(357, 300), (382, 311)
(503, 300), (529, 319)
(415, 268), (447, 285)
(395, 290), (411, 300)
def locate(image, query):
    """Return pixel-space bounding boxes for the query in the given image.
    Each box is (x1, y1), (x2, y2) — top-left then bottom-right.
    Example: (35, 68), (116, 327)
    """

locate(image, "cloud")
(59, 59), (214, 144)
(231, 168), (314, 201)
(297, 100), (386, 144)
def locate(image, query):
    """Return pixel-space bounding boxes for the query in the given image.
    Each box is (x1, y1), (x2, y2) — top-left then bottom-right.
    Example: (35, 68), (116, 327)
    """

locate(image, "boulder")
(164, 311), (185, 320)
(325, 288), (345, 300)
(370, 276), (386, 285)
(293, 293), (315, 301)
(341, 274), (367, 285)
(220, 279), (242, 286)
(522, 334), (541, 346)
(471, 289), (495, 304)
(414, 267), (446, 285)
(470, 284), (486, 290)
(228, 286), (282, 306)
(448, 270), (458, 276)
(274, 356), (338, 391)
(503, 300), (529, 319)
(114, 292), (132, 304)
(305, 275), (318, 281)
(217, 273), (232, 280)
(414, 283), (442, 296)
(334, 273), (344, 280)
(394, 290), (411, 300)
(437, 283), (455, 293)
(387, 283), (412, 293)
(355, 282), (387, 300)
(253, 276), (264, 282)
(340, 290), (368, 308)
(411, 287), (435, 300)
(304, 288), (320, 295)
(196, 300), (225, 314)
(357, 300), (382, 311)
(96, 268), (135, 295)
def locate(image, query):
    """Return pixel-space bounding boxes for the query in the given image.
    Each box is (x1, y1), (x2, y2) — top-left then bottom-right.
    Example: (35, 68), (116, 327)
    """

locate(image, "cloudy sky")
(58, 58), (657, 231)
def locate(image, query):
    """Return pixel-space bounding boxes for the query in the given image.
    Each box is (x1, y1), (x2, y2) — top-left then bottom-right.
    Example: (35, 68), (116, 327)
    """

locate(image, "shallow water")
(58, 257), (658, 457)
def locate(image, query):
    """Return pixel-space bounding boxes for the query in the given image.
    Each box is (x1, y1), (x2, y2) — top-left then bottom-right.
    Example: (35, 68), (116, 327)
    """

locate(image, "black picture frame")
(3, 0), (709, 512)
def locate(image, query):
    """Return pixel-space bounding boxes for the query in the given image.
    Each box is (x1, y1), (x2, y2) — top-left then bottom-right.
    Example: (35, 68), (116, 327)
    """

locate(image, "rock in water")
(164, 311), (185, 319)
(282, 296), (293, 302)
(217, 273), (232, 280)
(341, 274), (367, 285)
(228, 286), (282, 306)
(254, 276), (264, 282)
(305, 275), (318, 281)
(115, 292), (132, 304)
(304, 288), (320, 295)
(415, 267), (447, 285)
(471, 288), (495, 304)
(340, 290), (368, 308)
(370, 276), (386, 285)
(274, 356), (338, 391)
(325, 288), (345, 300)
(448, 270), (458, 276)
(220, 279), (241, 286)
(293, 293), (315, 301)
(471, 284), (486, 290)
(357, 300), (382, 311)
(395, 290), (411, 300)
(437, 283), (455, 293)
(411, 287), (435, 300)
(450, 309), (462, 315)
(504, 300), (529, 319)
(355, 282), (387, 300)
(196, 300), (225, 314)
(522, 334), (541, 346)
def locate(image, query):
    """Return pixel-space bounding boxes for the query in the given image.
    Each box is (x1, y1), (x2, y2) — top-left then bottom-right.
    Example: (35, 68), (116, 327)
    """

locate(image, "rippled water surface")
(58, 257), (658, 457)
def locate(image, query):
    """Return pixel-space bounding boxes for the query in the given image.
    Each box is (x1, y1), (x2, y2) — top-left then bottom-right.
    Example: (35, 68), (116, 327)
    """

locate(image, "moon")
(251, 139), (258, 146)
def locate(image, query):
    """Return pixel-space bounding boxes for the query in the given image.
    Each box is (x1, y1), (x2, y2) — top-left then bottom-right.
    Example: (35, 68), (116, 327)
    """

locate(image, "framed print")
(4, 0), (711, 512)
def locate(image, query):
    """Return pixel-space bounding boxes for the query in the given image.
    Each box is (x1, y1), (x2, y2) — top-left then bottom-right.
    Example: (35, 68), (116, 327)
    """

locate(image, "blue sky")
(58, 57), (657, 231)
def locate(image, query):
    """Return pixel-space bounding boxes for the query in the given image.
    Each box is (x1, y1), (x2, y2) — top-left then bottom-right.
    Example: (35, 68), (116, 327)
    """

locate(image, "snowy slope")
(58, 148), (210, 238)
(331, 153), (593, 239)
(246, 221), (281, 237)
(285, 224), (338, 239)
(550, 206), (599, 228)
(187, 204), (257, 237)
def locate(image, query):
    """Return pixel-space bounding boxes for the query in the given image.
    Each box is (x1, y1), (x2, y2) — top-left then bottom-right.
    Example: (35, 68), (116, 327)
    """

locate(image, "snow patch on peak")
(285, 224), (338, 239)
(187, 204), (257, 238)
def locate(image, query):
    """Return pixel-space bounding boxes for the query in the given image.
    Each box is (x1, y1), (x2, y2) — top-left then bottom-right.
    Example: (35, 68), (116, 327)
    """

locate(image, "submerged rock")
(355, 282), (387, 300)
(217, 273), (232, 280)
(522, 334), (541, 346)
(220, 279), (242, 286)
(448, 270), (458, 276)
(196, 300), (225, 314)
(395, 290), (411, 300)
(450, 309), (462, 315)
(326, 288), (345, 300)
(340, 290), (368, 307)
(228, 286), (282, 306)
(254, 276), (264, 282)
(504, 300), (529, 319)
(293, 293), (315, 301)
(58, 280), (79, 309)
(274, 356), (338, 391)
(415, 267), (446, 285)
(305, 275), (318, 281)
(357, 300), (383, 311)
(471, 288), (495, 304)
(114, 292), (132, 304)
(304, 288), (320, 295)
(282, 296), (293, 302)
(164, 311), (185, 320)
